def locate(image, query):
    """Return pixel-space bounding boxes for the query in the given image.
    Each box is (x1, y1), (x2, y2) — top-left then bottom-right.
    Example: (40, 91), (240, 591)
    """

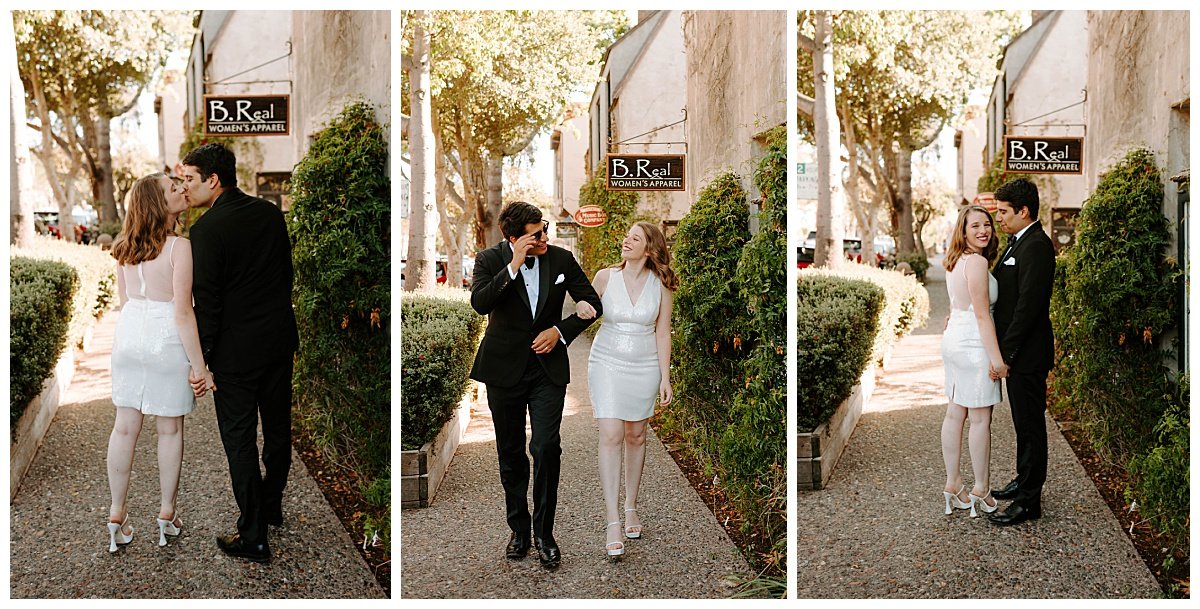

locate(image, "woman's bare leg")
(107, 407), (144, 525)
(155, 415), (184, 520)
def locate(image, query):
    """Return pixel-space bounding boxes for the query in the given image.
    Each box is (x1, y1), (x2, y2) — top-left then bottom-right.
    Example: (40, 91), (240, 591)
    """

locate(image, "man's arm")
(469, 248), (516, 315)
(999, 237), (1056, 362)
(189, 222), (223, 358)
(554, 254), (602, 346)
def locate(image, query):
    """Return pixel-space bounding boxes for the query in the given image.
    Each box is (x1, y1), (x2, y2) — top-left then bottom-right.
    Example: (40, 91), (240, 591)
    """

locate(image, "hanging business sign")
(606, 154), (686, 191)
(1003, 135), (1083, 174)
(574, 205), (608, 228)
(203, 95), (290, 136)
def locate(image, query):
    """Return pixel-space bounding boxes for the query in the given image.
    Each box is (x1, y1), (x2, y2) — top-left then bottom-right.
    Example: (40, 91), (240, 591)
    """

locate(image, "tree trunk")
(841, 101), (875, 265)
(812, 11), (844, 269)
(434, 120), (464, 289)
(403, 11), (438, 292)
(483, 153), (504, 246)
(25, 64), (78, 243)
(896, 145), (917, 255)
(96, 116), (119, 224)
(10, 64), (34, 248)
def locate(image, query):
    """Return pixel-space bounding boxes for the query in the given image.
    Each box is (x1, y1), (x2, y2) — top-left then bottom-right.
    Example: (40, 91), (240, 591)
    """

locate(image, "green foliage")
(97, 220), (123, 239)
(802, 264), (929, 364)
(1050, 148), (1178, 462)
(1126, 383), (1189, 555)
(288, 101), (391, 544)
(977, 152), (1058, 226)
(400, 290), (486, 450)
(796, 275), (884, 432)
(12, 236), (117, 348)
(10, 258), (78, 429)
(665, 131), (787, 574)
(898, 251), (930, 282)
(577, 165), (643, 281)
(720, 126), (788, 555)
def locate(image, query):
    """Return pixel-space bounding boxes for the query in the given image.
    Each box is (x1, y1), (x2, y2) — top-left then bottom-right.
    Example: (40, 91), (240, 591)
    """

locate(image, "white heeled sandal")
(942, 486), (972, 515)
(623, 508), (642, 539)
(107, 516), (134, 553)
(605, 522), (625, 559)
(156, 513), (183, 546)
(968, 492), (998, 518)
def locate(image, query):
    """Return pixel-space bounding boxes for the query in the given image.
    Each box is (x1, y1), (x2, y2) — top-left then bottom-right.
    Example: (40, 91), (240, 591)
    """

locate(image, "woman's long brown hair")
(943, 204), (999, 272)
(610, 221), (679, 291)
(111, 173), (172, 266)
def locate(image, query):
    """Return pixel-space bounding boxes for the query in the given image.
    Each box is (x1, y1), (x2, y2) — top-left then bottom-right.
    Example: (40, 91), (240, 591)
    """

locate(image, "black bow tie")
(524, 256), (536, 269)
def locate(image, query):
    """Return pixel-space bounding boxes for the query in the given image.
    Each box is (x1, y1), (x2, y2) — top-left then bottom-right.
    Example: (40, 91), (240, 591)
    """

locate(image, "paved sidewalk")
(9, 311), (385, 599)
(400, 335), (749, 599)
(796, 260), (1161, 598)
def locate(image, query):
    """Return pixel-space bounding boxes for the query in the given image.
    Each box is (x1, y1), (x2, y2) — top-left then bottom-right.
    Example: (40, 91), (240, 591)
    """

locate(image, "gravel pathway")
(400, 334), (749, 599)
(9, 311), (385, 599)
(795, 259), (1161, 599)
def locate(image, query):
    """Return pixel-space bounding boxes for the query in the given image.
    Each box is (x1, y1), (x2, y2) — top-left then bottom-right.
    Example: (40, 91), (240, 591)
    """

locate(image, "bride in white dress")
(941, 205), (1008, 517)
(576, 222), (676, 559)
(106, 173), (214, 552)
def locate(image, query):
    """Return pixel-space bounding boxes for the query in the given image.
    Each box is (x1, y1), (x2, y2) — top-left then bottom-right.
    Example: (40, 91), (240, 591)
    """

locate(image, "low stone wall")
(798, 365), (875, 491)
(10, 348), (75, 500)
(400, 384), (481, 509)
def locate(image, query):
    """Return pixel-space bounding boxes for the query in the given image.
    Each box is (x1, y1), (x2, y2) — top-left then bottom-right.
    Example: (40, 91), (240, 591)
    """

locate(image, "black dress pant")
(486, 358), (567, 540)
(213, 355), (294, 544)
(1006, 369), (1049, 508)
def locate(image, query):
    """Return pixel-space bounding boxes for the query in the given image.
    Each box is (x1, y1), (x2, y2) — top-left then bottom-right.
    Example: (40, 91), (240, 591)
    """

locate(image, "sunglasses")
(529, 221), (550, 241)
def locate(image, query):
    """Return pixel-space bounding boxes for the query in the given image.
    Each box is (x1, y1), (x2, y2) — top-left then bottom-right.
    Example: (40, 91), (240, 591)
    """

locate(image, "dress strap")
(167, 236), (178, 269)
(134, 263), (147, 299)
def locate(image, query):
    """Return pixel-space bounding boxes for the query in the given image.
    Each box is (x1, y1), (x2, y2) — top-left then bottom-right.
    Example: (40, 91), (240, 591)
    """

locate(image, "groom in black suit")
(469, 202), (602, 568)
(181, 143), (299, 561)
(988, 178), (1056, 526)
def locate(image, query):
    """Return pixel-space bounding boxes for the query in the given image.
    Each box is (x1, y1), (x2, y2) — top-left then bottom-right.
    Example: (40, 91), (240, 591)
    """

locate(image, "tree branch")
(798, 32), (816, 55)
(797, 92), (814, 119)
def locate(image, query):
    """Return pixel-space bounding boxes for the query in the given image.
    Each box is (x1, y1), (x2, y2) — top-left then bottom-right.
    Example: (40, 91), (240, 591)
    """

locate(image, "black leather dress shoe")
(534, 536), (561, 569)
(505, 531), (531, 560)
(992, 480), (1020, 500)
(216, 533), (271, 563)
(988, 503), (1042, 526)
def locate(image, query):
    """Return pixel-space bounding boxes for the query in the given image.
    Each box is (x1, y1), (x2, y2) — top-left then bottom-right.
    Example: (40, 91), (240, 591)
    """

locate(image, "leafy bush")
(665, 128), (787, 576)
(1049, 148), (1178, 463)
(1126, 380), (1189, 554)
(12, 235), (117, 348)
(801, 264), (929, 364)
(797, 275), (884, 432)
(97, 220), (123, 239)
(577, 164), (642, 281)
(400, 290), (485, 450)
(720, 126), (787, 557)
(288, 100), (390, 543)
(898, 251), (930, 282)
(10, 257), (78, 428)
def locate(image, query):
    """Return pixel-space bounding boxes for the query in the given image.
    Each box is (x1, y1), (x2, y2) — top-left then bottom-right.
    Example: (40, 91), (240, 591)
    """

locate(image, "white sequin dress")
(111, 236), (196, 416)
(941, 258), (1001, 408)
(588, 269), (662, 421)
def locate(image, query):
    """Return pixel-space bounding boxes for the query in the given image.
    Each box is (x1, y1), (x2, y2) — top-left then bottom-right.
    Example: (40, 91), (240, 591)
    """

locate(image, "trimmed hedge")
(11, 236), (116, 348)
(797, 274), (884, 432)
(400, 289), (485, 451)
(801, 264), (929, 364)
(288, 100), (391, 545)
(10, 257), (78, 428)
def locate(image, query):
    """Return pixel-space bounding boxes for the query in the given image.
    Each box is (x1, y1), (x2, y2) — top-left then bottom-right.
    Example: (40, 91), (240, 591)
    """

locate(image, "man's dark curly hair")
(181, 143), (238, 189)
(994, 177), (1039, 219)
(498, 201), (543, 240)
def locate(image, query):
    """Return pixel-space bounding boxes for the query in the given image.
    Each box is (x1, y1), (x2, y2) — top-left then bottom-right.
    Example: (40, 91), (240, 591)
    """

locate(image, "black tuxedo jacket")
(190, 187), (299, 373)
(468, 241), (601, 388)
(991, 221), (1056, 373)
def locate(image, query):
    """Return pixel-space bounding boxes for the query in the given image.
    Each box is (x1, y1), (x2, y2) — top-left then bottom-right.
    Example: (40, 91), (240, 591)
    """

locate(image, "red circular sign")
(574, 205), (608, 228)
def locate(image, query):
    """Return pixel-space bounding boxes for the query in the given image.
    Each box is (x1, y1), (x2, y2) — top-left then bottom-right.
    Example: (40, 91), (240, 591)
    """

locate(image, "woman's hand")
(989, 362), (1009, 380)
(576, 300), (597, 320)
(658, 379), (673, 406)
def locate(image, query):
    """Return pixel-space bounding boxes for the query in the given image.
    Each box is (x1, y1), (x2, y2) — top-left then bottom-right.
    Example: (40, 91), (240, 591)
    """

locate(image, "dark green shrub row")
(400, 290), (485, 451)
(662, 126), (786, 576)
(10, 257), (78, 429)
(288, 101), (391, 545)
(1048, 148), (1185, 555)
(11, 236), (116, 348)
(796, 275), (883, 432)
(801, 264), (929, 364)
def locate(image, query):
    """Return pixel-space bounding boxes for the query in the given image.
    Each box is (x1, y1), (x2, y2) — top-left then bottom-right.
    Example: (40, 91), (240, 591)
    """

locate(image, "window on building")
(256, 172), (292, 210)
